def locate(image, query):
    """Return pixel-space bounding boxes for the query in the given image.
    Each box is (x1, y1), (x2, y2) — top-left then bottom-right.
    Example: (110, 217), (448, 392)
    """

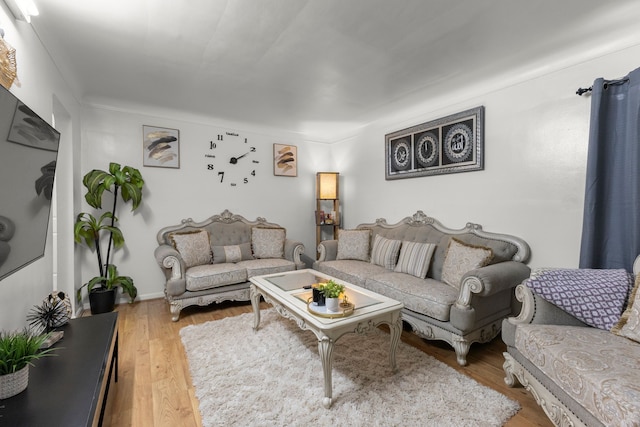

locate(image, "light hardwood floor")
(100, 298), (552, 426)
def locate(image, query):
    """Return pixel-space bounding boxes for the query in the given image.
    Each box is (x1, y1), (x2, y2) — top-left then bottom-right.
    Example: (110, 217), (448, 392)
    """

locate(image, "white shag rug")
(180, 309), (519, 427)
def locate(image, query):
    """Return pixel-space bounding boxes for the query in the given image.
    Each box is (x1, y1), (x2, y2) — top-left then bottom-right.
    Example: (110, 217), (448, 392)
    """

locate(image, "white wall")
(0, 8), (81, 331)
(332, 43), (640, 270)
(78, 108), (331, 302)
(78, 42), (640, 307)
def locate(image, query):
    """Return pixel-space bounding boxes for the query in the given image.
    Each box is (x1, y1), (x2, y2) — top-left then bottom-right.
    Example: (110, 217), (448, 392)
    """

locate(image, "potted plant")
(74, 162), (144, 314)
(0, 330), (57, 399)
(320, 280), (344, 313)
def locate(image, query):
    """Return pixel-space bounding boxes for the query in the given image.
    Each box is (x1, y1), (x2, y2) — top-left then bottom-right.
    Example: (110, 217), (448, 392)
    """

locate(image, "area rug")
(180, 309), (519, 426)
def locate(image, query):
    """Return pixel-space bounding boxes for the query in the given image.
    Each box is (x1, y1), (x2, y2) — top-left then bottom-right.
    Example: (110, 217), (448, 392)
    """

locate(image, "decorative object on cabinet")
(26, 292), (72, 333)
(385, 106), (484, 180)
(143, 125), (180, 168)
(316, 172), (340, 249)
(207, 131), (258, 185)
(273, 143), (297, 176)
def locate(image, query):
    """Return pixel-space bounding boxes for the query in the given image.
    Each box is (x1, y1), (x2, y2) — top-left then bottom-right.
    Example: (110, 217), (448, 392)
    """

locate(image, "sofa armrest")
(455, 261), (531, 309)
(507, 283), (588, 327)
(317, 240), (338, 262)
(154, 244), (187, 296)
(284, 239), (305, 269)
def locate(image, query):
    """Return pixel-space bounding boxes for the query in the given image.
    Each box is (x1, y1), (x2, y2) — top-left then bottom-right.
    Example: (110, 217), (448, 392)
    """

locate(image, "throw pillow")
(251, 227), (286, 259)
(441, 238), (493, 289)
(394, 241), (436, 278)
(612, 274), (640, 342)
(211, 242), (254, 264)
(336, 229), (370, 262)
(169, 229), (212, 268)
(370, 234), (403, 270)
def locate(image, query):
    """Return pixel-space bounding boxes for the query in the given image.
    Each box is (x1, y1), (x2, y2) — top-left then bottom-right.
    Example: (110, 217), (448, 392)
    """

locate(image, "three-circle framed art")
(385, 106), (484, 180)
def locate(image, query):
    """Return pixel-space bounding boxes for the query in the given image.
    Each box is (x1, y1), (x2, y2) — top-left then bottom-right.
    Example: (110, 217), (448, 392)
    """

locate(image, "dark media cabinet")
(0, 312), (118, 427)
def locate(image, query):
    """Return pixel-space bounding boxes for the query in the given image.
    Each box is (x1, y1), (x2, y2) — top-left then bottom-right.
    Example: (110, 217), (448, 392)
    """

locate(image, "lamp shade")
(316, 172), (339, 199)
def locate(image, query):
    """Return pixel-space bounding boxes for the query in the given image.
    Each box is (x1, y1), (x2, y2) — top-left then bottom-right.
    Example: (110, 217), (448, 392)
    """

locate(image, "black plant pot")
(89, 287), (116, 314)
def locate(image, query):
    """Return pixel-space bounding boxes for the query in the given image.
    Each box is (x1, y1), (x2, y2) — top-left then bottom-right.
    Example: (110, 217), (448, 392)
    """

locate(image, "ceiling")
(27, 0), (640, 140)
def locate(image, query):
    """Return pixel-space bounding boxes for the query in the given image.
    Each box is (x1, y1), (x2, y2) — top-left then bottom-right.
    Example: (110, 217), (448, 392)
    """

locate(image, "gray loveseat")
(155, 210), (305, 321)
(502, 256), (640, 427)
(313, 210), (531, 365)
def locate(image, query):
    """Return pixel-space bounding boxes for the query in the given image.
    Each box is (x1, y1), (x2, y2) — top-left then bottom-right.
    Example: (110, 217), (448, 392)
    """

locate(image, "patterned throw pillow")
(394, 241), (436, 278)
(211, 242), (254, 264)
(336, 229), (370, 262)
(612, 274), (640, 342)
(251, 227), (286, 259)
(441, 238), (493, 289)
(169, 229), (212, 268)
(370, 235), (402, 270)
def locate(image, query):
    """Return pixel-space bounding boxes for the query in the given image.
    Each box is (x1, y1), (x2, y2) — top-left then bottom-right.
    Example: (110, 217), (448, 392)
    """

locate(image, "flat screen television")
(0, 85), (60, 281)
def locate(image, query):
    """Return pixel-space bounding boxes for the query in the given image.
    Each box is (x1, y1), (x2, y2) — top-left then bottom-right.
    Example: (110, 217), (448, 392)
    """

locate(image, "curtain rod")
(576, 87), (592, 96)
(576, 77), (629, 96)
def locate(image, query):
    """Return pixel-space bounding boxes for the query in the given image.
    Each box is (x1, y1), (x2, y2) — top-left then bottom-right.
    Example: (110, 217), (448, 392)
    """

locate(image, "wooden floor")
(100, 298), (552, 427)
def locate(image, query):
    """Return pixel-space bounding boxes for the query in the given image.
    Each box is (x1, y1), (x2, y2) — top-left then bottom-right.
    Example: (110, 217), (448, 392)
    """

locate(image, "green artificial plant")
(74, 162), (144, 304)
(0, 330), (57, 375)
(319, 280), (344, 299)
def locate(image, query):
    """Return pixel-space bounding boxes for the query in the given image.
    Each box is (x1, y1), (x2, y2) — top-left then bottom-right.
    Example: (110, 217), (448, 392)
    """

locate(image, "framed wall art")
(143, 125), (180, 168)
(273, 143), (297, 177)
(385, 106), (484, 180)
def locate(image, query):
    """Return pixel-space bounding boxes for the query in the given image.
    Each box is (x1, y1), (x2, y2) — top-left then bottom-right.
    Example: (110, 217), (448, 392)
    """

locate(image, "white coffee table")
(249, 269), (404, 408)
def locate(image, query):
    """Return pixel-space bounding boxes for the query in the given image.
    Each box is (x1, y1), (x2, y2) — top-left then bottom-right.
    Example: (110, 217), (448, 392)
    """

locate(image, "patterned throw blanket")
(525, 268), (633, 330)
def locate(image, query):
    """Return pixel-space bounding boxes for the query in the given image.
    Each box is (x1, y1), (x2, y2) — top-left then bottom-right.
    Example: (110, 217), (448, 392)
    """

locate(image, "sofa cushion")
(314, 259), (387, 288)
(370, 234), (402, 270)
(236, 258), (296, 278)
(169, 229), (213, 268)
(612, 274), (640, 342)
(185, 263), (247, 291)
(394, 241), (436, 279)
(367, 272), (458, 321)
(515, 324), (640, 426)
(337, 229), (371, 261)
(251, 227), (285, 259)
(212, 242), (254, 264)
(441, 238), (493, 289)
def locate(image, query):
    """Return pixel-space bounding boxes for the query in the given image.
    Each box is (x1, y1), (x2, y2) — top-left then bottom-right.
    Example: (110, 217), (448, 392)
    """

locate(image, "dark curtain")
(579, 67), (640, 272)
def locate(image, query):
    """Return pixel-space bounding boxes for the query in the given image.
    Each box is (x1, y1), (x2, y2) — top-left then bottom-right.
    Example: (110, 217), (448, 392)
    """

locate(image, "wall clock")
(207, 132), (259, 186)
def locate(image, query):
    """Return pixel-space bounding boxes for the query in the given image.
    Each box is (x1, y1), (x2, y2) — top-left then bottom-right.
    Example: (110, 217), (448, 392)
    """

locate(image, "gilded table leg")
(317, 335), (335, 409)
(388, 311), (402, 372)
(250, 284), (262, 331)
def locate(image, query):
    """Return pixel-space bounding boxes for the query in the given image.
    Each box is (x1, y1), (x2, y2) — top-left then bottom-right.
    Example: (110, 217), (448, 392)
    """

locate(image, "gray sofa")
(155, 210), (305, 321)
(313, 210), (531, 365)
(502, 256), (640, 427)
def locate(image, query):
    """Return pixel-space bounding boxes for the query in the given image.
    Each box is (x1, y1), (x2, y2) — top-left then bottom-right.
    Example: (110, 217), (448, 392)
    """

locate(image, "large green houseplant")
(74, 163), (144, 313)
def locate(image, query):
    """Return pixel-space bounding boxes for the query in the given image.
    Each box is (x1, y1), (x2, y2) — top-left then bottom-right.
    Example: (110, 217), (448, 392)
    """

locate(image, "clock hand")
(229, 151), (251, 164)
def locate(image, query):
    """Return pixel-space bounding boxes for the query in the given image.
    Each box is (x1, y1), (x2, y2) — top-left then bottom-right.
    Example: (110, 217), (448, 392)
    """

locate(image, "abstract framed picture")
(142, 125), (180, 168)
(273, 143), (297, 177)
(385, 106), (484, 180)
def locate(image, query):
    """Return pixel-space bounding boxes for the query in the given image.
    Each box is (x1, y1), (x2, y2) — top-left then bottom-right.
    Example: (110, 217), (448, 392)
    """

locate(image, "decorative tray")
(306, 298), (355, 318)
